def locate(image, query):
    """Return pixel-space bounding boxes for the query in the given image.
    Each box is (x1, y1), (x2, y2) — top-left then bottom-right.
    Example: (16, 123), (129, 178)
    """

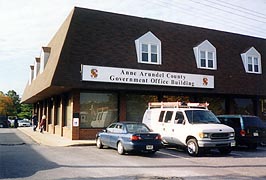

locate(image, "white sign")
(81, 65), (214, 89)
(73, 118), (79, 127)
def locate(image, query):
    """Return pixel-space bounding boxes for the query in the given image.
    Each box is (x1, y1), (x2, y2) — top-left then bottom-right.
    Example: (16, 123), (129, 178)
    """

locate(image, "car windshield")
(125, 123), (150, 133)
(185, 110), (220, 124)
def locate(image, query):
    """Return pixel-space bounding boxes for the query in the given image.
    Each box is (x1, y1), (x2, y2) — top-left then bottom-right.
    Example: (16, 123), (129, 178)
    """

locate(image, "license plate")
(253, 132), (259, 136)
(231, 141), (236, 147)
(146, 145), (153, 150)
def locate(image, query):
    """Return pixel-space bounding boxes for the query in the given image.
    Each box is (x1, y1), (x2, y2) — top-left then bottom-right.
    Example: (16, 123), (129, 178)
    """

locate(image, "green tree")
(1, 90), (33, 119)
(6, 90), (20, 115)
(17, 103), (33, 119)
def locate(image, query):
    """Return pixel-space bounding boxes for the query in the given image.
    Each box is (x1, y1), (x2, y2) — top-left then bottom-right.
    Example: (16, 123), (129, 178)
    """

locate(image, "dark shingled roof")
(22, 7), (266, 103)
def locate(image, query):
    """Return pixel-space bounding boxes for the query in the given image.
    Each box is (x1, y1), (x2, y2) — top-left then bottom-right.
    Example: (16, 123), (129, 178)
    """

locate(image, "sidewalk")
(18, 127), (96, 147)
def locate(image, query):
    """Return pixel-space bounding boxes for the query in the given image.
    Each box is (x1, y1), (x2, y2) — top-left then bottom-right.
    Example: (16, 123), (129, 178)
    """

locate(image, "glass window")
(194, 40), (216, 70)
(164, 111), (173, 123)
(141, 44), (148, 62)
(208, 52), (214, 68)
(241, 47), (261, 74)
(175, 111), (184, 124)
(80, 93), (118, 128)
(141, 44), (158, 63)
(246, 56), (260, 73)
(218, 117), (241, 129)
(126, 94), (158, 122)
(135, 32), (161, 65)
(247, 56), (253, 71)
(254, 57), (259, 72)
(232, 98), (253, 115)
(185, 110), (220, 124)
(159, 111), (165, 122)
(151, 45), (158, 63)
(200, 51), (206, 67)
(200, 51), (214, 68)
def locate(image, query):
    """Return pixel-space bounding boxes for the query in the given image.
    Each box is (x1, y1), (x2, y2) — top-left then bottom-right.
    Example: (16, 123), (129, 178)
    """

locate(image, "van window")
(164, 111), (173, 123)
(158, 111), (165, 122)
(175, 111), (184, 124)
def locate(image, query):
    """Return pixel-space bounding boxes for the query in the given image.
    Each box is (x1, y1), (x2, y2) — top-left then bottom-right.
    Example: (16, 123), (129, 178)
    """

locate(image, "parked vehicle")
(217, 115), (266, 149)
(142, 102), (235, 156)
(96, 122), (162, 155)
(0, 115), (9, 128)
(18, 120), (31, 127)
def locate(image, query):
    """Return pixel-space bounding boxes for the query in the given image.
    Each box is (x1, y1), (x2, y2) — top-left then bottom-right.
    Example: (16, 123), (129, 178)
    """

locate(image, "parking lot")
(1, 128), (266, 180)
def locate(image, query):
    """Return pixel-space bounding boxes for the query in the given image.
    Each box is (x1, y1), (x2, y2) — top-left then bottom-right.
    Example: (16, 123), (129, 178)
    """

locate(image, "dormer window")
(135, 31), (161, 65)
(241, 47), (262, 74)
(193, 40), (217, 70)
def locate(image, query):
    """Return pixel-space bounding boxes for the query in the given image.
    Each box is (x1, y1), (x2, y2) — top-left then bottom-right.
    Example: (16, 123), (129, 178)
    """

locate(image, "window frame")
(247, 55), (260, 73)
(241, 47), (262, 74)
(135, 31), (162, 65)
(193, 40), (217, 70)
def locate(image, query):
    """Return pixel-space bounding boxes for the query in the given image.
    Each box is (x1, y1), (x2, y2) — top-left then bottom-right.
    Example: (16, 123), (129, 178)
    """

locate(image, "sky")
(0, 0), (266, 96)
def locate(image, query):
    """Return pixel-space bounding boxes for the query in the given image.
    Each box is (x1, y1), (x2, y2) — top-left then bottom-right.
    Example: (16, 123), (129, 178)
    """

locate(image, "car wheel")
(96, 137), (103, 149)
(187, 138), (200, 156)
(219, 147), (232, 155)
(117, 141), (125, 155)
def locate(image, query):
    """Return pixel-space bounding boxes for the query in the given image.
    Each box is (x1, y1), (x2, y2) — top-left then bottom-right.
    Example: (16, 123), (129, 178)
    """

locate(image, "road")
(1, 128), (266, 180)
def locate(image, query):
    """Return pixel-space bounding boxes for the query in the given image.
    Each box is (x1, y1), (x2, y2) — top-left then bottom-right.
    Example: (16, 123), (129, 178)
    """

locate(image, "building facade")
(22, 7), (266, 140)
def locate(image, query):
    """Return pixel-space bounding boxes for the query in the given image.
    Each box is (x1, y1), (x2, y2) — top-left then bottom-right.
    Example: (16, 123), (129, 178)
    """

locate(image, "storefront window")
(232, 98), (253, 115)
(197, 97), (226, 115)
(163, 96), (226, 115)
(259, 99), (266, 121)
(80, 93), (118, 128)
(126, 95), (158, 122)
(162, 95), (190, 102)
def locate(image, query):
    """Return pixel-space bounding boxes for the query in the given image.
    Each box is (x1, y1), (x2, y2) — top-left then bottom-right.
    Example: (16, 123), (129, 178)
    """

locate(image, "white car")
(18, 120), (31, 127)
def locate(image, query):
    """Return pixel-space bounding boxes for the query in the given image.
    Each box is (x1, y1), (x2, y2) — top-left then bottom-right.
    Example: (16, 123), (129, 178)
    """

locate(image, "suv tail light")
(155, 135), (162, 140)
(240, 130), (246, 136)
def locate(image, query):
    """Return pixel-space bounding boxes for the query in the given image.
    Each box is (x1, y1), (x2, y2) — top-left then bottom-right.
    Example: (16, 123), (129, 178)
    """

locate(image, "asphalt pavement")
(17, 127), (96, 147)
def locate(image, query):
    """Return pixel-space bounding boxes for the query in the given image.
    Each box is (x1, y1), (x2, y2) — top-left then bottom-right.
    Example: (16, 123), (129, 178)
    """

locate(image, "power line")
(213, 0), (266, 18)
(188, 0), (266, 24)
(148, 0), (266, 37)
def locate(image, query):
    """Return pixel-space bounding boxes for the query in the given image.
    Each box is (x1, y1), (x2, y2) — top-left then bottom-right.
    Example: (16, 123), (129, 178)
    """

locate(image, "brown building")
(22, 7), (266, 140)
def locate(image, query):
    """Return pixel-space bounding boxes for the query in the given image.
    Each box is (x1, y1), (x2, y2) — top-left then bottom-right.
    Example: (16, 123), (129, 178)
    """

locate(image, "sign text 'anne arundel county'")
(81, 65), (214, 89)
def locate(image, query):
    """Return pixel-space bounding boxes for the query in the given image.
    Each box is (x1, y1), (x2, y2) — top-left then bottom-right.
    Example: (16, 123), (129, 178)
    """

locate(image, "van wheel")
(187, 138), (199, 156)
(96, 137), (103, 149)
(117, 141), (125, 155)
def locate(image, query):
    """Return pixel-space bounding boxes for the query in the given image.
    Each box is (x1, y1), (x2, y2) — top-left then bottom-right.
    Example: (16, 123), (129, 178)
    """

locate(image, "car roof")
(217, 115), (257, 118)
(114, 122), (144, 125)
(149, 107), (208, 110)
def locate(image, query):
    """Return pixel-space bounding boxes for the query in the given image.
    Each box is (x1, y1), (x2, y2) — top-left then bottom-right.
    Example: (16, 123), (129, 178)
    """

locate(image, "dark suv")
(0, 115), (9, 128)
(217, 115), (266, 149)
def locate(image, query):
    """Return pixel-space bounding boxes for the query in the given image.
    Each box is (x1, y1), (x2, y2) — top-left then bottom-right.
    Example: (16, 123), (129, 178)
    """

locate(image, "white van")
(142, 102), (235, 156)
